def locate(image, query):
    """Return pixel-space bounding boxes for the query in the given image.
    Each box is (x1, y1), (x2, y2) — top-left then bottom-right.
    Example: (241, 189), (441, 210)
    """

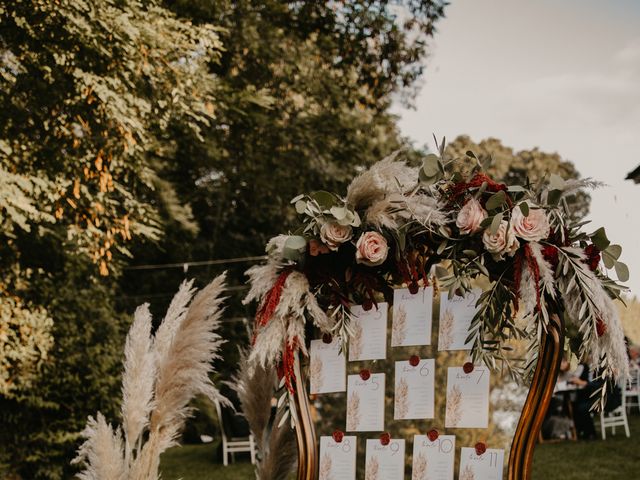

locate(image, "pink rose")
(320, 222), (353, 251)
(355, 231), (389, 266)
(456, 198), (488, 234)
(511, 204), (550, 242)
(482, 220), (519, 259)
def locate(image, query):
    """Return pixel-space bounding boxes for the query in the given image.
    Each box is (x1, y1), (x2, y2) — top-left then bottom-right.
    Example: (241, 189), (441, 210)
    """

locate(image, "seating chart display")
(311, 290), (505, 479)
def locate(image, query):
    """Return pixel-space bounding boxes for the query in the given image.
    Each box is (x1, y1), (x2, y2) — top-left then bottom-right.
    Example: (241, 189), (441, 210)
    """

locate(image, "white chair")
(214, 399), (257, 466)
(600, 385), (631, 439)
(624, 365), (640, 413)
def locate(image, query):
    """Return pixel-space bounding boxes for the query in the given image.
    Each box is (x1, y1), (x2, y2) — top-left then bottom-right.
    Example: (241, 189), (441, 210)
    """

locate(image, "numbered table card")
(346, 373), (385, 431)
(391, 287), (434, 346)
(310, 337), (346, 394)
(319, 435), (357, 480)
(348, 303), (388, 361)
(412, 434), (456, 480)
(438, 288), (481, 350)
(445, 366), (490, 428)
(365, 438), (405, 480)
(459, 447), (505, 480)
(394, 359), (435, 420)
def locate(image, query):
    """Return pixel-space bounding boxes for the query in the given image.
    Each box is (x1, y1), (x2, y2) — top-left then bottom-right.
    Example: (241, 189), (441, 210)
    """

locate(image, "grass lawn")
(161, 414), (640, 479)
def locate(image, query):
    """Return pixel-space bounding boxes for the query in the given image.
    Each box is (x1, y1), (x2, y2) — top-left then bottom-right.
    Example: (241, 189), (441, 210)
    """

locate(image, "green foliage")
(445, 135), (591, 219)
(0, 257), (127, 480)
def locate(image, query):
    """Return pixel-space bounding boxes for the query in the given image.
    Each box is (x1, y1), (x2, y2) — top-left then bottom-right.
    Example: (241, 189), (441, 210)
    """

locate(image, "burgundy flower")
(584, 244), (601, 271)
(380, 432), (391, 446)
(596, 318), (607, 337)
(427, 429), (439, 442)
(332, 430), (344, 443)
(541, 244), (559, 269)
(475, 442), (487, 455)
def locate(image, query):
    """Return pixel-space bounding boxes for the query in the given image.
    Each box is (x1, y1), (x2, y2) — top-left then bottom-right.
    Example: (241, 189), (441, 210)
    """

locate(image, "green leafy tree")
(0, 1), (227, 478)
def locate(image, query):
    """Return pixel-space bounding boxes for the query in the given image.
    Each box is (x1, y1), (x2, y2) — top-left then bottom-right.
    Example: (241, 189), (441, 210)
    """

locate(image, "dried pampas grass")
(73, 274), (228, 480)
(235, 350), (297, 480)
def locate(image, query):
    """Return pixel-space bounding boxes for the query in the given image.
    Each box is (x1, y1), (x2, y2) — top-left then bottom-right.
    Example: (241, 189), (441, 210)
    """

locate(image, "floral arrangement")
(244, 143), (629, 415)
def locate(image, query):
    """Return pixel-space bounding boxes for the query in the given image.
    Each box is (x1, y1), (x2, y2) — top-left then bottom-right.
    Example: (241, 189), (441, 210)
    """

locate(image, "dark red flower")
(475, 442), (487, 455)
(362, 298), (374, 311)
(332, 430), (344, 443)
(360, 369), (371, 381)
(322, 333), (333, 344)
(427, 429), (439, 442)
(463, 362), (474, 374)
(596, 318), (607, 337)
(409, 355), (420, 367)
(584, 244), (601, 271)
(541, 244), (559, 269)
(408, 282), (420, 295)
(380, 432), (391, 446)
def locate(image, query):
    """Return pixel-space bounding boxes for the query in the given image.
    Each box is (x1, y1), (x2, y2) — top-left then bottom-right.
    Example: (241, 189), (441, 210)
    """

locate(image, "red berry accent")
(463, 362), (474, 374)
(332, 430), (344, 443)
(380, 432), (391, 446)
(475, 442), (487, 455)
(408, 282), (419, 295)
(596, 318), (607, 337)
(360, 369), (371, 381)
(322, 333), (333, 344)
(427, 429), (439, 442)
(409, 355), (420, 367)
(362, 299), (374, 311)
(585, 244), (601, 272)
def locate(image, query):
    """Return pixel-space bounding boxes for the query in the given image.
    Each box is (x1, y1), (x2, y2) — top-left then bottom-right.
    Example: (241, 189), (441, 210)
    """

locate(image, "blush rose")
(482, 220), (519, 259)
(456, 198), (488, 234)
(511, 204), (550, 242)
(320, 222), (353, 251)
(355, 231), (389, 266)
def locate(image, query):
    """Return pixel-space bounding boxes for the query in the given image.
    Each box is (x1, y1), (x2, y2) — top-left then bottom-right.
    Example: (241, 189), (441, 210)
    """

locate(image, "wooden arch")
(291, 312), (565, 480)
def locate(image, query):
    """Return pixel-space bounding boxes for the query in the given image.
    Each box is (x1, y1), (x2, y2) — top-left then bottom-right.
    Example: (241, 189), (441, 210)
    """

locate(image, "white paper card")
(445, 366), (490, 428)
(391, 287), (433, 346)
(365, 438), (405, 480)
(349, 303), (388, 361)
(438, 288), (481, 350)
(346, 373), (385, 431)
(459, 447), (505, 480)
(394, 359), (435, 420)
(310, 338), (346, 394)
(319, 435), (357, 480)
(411, 434), (456, 480)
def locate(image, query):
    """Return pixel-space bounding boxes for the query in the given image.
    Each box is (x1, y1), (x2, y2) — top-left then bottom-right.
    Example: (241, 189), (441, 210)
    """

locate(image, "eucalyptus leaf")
(615, 261), (630, 282)
(282, 235), (307, 261)
(590, 227), (610, 251)
(547, 189), (562, 206)
(330, 205), (348, 220)
(295, 200), (307, 214)
(606, 244), (622, 260)
(489, 212), (503, 235)
(290, 194), (304, 204)
(486, 190), (506, 210)
(422, 154), (441, 176)
(310, 190), (337, 209)
(519, 201), (529, 217)
(602, 250), (615, 269)
(465, 150), (477, 159)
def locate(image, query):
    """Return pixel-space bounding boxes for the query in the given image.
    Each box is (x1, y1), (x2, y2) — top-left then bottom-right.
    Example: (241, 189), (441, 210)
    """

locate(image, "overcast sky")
(394, 0), (640, 295)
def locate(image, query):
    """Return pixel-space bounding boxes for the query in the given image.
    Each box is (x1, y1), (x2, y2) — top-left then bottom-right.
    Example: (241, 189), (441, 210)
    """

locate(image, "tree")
(0, 1), (228, 478)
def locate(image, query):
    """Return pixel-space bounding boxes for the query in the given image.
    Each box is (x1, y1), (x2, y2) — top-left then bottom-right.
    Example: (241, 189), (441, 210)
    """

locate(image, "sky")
(394, 0), (640, 296)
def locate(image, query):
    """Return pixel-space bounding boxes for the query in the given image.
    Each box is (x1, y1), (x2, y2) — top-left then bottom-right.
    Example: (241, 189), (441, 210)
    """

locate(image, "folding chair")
(214, 398), (257, 466)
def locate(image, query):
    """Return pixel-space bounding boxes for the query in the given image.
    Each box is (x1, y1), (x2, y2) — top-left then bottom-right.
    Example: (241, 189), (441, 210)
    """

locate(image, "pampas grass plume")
(73, 274), (228, 480)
